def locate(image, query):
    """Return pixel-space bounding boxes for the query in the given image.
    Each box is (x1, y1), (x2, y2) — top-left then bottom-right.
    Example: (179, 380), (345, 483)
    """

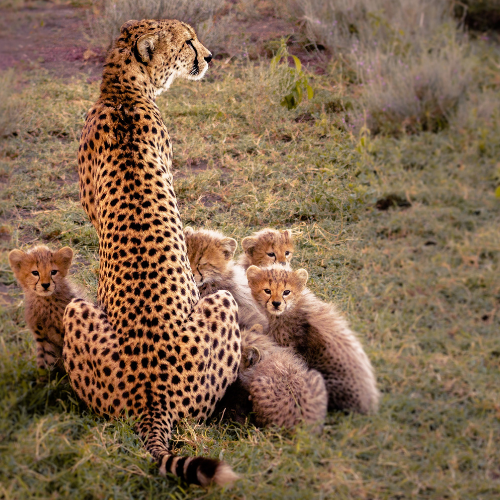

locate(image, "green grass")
(0, 36), (499, 499)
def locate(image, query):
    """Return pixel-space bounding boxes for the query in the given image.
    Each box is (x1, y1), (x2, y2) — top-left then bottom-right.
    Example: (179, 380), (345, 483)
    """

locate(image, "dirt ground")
(0, 1), (105, 79)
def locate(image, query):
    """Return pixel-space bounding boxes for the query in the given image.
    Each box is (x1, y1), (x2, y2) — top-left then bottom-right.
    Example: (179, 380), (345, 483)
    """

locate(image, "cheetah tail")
(157, 453), (239, 487)
(142, 417), (239, 486)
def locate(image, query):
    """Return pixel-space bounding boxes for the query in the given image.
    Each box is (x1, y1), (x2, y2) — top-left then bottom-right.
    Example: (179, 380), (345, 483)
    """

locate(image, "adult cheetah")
(64, 19), (241, 486)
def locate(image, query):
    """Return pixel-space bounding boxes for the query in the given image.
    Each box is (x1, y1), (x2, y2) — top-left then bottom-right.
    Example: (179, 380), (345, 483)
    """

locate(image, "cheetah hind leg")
(155, 289), (242, 486)
(63, 297), (240, 486)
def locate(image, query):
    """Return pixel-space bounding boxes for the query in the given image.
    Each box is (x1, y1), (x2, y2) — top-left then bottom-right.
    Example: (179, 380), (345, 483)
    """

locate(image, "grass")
(274, 0), (473, 134)
(1, 6), (500, 499)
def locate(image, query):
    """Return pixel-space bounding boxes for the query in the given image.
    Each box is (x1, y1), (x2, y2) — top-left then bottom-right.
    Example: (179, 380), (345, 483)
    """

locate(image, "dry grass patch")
(88, 0), (230, 51)
(0, 69), (25, 138)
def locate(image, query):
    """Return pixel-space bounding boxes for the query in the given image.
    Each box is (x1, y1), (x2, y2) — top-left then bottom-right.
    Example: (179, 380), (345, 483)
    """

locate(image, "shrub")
(280, 0), (455, 53)
(457, 0), (500, 31)
(355, 38), (470, 134)
(274, 0), (471, 135)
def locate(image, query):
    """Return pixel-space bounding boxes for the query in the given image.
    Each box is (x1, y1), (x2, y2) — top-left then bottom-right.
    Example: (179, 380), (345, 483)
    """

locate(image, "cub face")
(8, 246), (73, 297)
(241, 228), (294, 268)
(184, 227), (237, 286)
(246, 265), (308, 316)
(119, 19), (212, 91)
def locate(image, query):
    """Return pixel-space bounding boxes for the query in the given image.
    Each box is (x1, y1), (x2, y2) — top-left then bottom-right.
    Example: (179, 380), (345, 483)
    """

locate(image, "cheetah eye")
(186, 39), (195, 51)
(51, 270), (58, 276)
(285, 251), (291, 256)
(283, 290), (291, 296)
(264, 289), (271, 295)
(31, 271), (39, 277)
(267, 252), (276, 258)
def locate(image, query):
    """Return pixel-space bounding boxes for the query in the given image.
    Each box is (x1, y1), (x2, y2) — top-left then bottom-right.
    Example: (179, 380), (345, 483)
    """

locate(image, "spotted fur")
(64, 19), (241, 486)
(246, 265), (379, 414)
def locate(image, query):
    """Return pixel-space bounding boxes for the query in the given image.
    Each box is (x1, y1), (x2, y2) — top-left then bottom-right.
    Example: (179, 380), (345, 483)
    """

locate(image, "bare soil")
(0, 2), (104, 80)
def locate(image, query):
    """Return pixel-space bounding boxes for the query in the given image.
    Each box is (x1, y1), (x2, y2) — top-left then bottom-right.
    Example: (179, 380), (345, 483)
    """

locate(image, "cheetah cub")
(184, 227), (267, 329)
(239, 228), (294, 270)
(8, 245), (81, 371)
(239, 324), (327, 431)
(246, 265), (379, 414)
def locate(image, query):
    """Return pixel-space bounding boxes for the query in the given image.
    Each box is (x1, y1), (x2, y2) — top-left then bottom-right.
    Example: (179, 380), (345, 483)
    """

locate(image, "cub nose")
(272, 301), (281, 309)
(41, 283), (50, 290)
(204, 54), (212, 63)
(279, 261), (286, 266)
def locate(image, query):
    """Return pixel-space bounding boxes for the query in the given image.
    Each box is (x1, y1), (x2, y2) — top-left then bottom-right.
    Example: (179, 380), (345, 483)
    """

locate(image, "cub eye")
(51, 270), (58, 276)
(285, 251), (291, 256)
(283, 290), (291, 296)
(267, 252), (276, 258)
(31, 271), (39, 277)
(264, 289), (271, 295)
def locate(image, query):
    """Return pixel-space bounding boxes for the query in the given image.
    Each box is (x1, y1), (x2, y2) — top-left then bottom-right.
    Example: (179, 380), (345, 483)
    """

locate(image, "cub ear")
(221, 237), (237, 260)
(241, 236), (256, 255)
(282, 229), (292, 242)
(242, 346), (261, 369)
(249, 323), (264, 335)
(183, 226), (195, 236)
(294, 268), (308, 288)
(8, 249), (26, 273)
(246, 265), (262, 284)
(53, 247), (74, 272)
(137, 32), (159, 63)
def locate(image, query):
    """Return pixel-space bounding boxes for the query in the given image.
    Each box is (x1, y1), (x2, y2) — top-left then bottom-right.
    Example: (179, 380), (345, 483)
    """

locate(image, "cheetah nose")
(279, 261), (286, 266)
(204, 54), (212, 64)
(272, 301), (281, 309)
(41, 283), (50, 290)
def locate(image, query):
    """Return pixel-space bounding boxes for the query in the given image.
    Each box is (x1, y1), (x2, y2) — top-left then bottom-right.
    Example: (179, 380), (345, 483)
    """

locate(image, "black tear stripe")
(187, 40), (199, 76)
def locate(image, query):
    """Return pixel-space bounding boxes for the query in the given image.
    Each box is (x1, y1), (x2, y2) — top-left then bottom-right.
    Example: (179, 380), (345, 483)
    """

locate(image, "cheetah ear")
(183, 226), (195, 236)
(246, 265), (262, 284)
(137, 32), (159, 63)
(241, 236), (256, 255)
(294, 268), (308, 288)
(8, 249), (26, 273)
(53, 247), (74, 273)
(221, 238), (237, 260)
(120, 19), (139, 34)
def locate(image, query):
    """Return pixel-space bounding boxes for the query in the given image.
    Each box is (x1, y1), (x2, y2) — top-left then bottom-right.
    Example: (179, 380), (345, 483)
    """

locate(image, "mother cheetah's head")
(116, 19), (212, 92)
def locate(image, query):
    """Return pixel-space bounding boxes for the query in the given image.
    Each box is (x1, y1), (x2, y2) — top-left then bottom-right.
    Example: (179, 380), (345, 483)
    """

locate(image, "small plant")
(270, 39), (314, 110)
